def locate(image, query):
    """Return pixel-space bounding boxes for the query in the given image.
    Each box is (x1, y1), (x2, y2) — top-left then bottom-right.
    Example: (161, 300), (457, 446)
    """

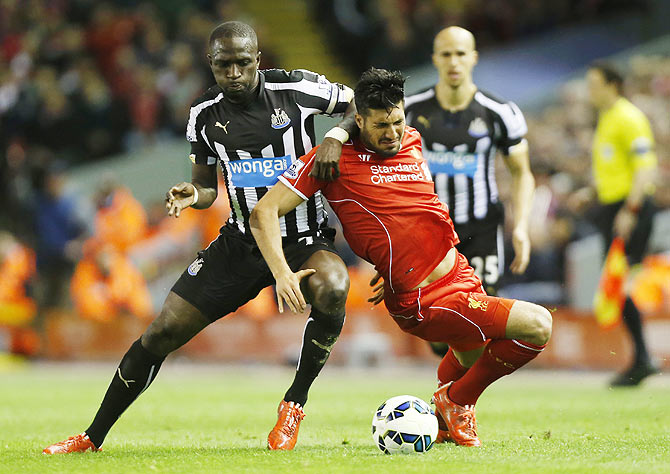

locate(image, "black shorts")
(591, 197), (656, 265)
(454, 221), (503, 295)
(171, 224), (339, 321)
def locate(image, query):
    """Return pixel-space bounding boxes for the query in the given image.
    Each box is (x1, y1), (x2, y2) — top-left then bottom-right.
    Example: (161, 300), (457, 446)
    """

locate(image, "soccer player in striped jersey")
(404, 27), (535, 365)
(249, 68), (551, 447)
(44, 21), (356, 454)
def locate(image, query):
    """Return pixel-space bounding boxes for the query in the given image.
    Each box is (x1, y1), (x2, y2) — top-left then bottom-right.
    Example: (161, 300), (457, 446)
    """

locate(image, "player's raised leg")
(268, 250), (349, 450)
(433, 300), (551, 446)
(43, 293), (210, 454)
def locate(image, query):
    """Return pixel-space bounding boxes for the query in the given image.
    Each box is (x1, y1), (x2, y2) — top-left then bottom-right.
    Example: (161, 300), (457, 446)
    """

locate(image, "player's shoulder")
(474, 89), (522, 113)
(404, 86), (436, 109)
(263, 68), (329, 85)
(475, 89), (508, 105)
(190, 84), (223, 108)
(404, 125), (421, 140)
(341, 139), (358, 155)
(474, 89), (526, 130)
(187, 85), (224, 141)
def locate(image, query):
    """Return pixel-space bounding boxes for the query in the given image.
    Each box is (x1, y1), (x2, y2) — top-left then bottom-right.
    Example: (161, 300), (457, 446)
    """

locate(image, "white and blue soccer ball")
(372, 395), (439, 454)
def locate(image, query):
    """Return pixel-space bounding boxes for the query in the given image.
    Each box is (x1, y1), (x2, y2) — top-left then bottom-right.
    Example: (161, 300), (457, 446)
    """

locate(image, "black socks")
(85, 338), (165, 448)
(622, 297), (650, 367)
(284, 309), (345, 407)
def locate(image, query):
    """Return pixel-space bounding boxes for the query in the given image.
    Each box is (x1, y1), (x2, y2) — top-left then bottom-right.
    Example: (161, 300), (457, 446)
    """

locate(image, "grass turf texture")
(2, 363), (669, 473)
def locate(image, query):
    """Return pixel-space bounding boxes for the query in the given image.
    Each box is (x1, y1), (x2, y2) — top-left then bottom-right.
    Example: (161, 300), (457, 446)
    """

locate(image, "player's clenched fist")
(165, 182), (196, 217)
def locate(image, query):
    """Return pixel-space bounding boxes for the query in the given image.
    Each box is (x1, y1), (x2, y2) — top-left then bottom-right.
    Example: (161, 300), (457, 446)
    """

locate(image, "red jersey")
(278, 126), (459, 293)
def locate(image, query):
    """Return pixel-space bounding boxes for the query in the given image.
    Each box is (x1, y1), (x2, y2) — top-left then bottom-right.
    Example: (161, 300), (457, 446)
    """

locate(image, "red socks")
(437, 348), (469, 386)
(448, 339), (546, 407)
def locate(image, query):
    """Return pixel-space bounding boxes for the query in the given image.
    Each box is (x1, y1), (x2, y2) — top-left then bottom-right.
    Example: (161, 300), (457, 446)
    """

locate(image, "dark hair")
(209, 21), (257, 49)
(354, 67), (406, 115)
(590, 60), (624, 94)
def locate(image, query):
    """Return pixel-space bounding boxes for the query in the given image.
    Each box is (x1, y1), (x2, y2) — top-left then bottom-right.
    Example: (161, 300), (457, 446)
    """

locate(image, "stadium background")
(1, 0), (670, 372)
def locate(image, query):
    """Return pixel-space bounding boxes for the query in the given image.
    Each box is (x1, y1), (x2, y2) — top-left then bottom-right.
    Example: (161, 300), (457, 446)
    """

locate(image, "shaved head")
(209, 21), (258, 51)
(432, 25), (478, 92)
(433, 26), (476, 53)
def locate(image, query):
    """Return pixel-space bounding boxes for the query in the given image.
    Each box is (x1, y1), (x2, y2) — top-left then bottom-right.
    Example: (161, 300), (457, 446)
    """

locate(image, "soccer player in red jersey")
(250, 68), (552, 447)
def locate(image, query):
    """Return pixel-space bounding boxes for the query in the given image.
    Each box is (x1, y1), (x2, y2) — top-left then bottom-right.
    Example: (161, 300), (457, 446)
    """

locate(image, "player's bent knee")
(506, 301), (552, 346)
(307, 270), (350, 314)
(525, 304), (552, 346)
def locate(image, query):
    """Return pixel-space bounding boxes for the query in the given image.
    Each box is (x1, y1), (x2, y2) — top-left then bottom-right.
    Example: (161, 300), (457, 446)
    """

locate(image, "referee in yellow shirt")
(583, 61), (659, 386)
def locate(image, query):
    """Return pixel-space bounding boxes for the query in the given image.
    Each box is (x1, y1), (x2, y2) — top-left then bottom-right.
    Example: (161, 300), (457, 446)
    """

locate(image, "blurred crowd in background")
(507, 54), (670, 294)
(316, 0), (651, 71)
(1, 0), (669, 358)
(0, 0), (282, 232)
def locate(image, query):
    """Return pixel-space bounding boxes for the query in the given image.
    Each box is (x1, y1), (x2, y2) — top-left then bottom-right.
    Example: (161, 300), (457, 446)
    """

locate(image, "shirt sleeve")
(277, 148), (324, 200)
(186, 103), (217, 165)
(284, 69), (353, 116)
(496, 101), (528, 155)
(621, 112), (657, 171)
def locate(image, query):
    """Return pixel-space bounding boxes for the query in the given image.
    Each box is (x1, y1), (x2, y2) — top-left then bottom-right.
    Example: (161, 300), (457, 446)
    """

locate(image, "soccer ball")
(372, 395), (438, 454)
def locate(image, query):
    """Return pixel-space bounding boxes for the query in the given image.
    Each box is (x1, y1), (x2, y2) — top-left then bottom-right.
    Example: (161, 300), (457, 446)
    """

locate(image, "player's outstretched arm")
(311, 100), (358, 181)
(166, 164), (218, 217)
(250, 182), (314, 313)
(505, 140), (534, 274)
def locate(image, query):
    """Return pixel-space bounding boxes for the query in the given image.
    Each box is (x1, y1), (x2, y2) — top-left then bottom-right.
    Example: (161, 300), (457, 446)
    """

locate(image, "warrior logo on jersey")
(468, 117), (488, 138)
(283, 159), (305, 180)
(188, 257), (204, 276)
(271, 108), (291, 129)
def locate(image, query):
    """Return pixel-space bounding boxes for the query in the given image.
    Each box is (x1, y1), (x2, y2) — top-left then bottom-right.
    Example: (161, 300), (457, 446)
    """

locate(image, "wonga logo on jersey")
(226, 156), (290, 187)
(423, 150), (479, 178)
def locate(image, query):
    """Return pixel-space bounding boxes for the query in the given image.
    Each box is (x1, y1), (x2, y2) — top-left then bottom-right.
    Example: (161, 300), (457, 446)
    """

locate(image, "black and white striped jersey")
(405, 88), (527, 231)
(187, 69), (351, 238)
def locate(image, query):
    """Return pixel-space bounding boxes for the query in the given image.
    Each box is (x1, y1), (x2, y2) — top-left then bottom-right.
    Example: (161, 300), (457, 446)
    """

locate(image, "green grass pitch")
(2, 362), (669, 473)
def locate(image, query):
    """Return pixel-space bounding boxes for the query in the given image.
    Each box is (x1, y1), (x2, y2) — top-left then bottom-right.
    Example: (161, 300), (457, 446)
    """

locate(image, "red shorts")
(384, 251), (515, 352)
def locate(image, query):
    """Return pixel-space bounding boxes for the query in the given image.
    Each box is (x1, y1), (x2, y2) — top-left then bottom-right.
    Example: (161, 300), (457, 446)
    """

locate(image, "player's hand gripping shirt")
(279, 127), (459, 293)
(592, 97), (657, 204)
(404, 88), (527, 228)
(187, 69), (351, 238)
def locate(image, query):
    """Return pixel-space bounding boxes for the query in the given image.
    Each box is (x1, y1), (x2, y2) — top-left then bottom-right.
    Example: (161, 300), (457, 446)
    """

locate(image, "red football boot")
(43, 433), (101, 454)
(432, 383), (482, 447)
(434, 408), (453, 443)
(267, 400), (305, 450)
